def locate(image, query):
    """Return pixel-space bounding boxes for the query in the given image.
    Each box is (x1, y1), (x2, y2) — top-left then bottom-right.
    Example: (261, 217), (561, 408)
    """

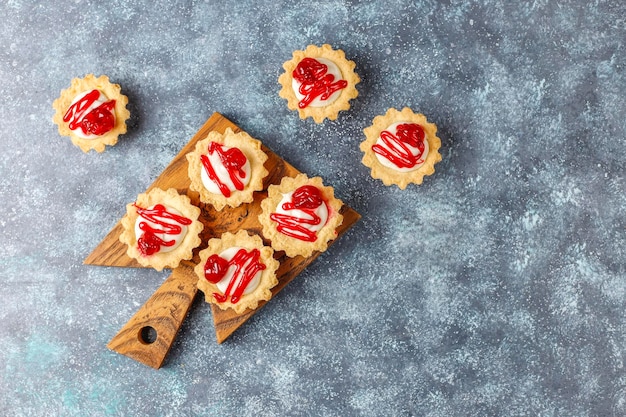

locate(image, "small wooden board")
(85, 112), (360, 368)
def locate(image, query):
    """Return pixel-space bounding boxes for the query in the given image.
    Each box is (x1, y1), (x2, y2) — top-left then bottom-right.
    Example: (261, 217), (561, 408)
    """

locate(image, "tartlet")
(259, 173), (344, 258)
(278, 44), (360, 123)
(52, 74), (130, 153)
(360, 107), (442, 189)
(119, 188), (203, 271)
(195, 230), (280, 314)
(186, 128), (268, 211)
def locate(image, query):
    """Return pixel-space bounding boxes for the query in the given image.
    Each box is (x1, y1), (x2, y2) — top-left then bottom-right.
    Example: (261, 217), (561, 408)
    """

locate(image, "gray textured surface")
(1, 1), (625, 416)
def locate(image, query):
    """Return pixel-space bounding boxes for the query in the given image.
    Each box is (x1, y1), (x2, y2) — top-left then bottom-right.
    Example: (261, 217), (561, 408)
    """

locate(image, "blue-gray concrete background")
(1, 1), (625, 416)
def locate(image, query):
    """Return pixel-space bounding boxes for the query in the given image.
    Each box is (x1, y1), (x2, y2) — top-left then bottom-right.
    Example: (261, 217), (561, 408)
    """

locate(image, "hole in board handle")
(139, 326), (158, 344)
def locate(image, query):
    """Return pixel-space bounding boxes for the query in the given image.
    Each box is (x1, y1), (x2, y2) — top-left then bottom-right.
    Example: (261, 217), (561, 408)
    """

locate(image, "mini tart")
(52, 74), (130, 153)
(278, 44), (360, 123)
(360, 107), (442, 189)
(119, 188), (203, 271)
(259, 173), (344, 258)
(195, 230), (279, 314)
(186, 128), (268, 211)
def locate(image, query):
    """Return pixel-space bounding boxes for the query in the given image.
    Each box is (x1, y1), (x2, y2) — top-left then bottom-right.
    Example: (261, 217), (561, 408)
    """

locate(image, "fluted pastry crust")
(279, 44), (359, 123)
(360, 107), (442, 189)
(52, 74), (129, 153)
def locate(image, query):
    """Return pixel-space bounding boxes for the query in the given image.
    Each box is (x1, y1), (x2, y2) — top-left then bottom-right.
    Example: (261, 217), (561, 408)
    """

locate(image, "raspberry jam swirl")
(372, 123), (429, 172)
(270, 185), (329, 242)
(133, 204), (192, 256)
(203, 247), (266, 304)
(200, 142), (251, 198)
(63, 89), (116, 138)
(292, 57), (347, 109)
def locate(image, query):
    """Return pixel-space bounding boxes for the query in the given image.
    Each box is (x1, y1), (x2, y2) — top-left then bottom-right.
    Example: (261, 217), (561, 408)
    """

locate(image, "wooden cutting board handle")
(106, 261), (198, 369)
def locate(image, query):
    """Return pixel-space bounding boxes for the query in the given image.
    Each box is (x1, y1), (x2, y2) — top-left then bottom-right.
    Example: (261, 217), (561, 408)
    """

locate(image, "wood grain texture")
(106, 261), (198, 369)
(85, 112), (360, 367)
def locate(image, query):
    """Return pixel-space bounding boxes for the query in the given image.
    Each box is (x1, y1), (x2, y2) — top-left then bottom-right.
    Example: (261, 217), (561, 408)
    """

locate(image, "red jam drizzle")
(63, 90), (116, 136)
(372, 123), (427, 169)
(134, 204), (192, 256)
(292, 57), (347, 109)
(269, 185), (326, 242)
(204, 248), (266, 304)
(200, 142), (248, 198)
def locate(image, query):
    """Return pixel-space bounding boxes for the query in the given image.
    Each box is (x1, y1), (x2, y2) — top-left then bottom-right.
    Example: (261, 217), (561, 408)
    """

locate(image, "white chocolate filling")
(274, 191), (329, 236)
(67, 89), (115, 139)
(291, 57), (344, 107)
(200, 145), (252, 195)
(215, 246), (262, 296)
(134, 205), (188, 253)
(374, 122), (430, 173)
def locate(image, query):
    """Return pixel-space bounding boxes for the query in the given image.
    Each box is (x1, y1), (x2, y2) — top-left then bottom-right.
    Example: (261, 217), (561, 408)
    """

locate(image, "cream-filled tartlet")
(186, 128), (268, 211)
(278, 44), (360, 123)
(52, 74), (129, 153)
(259, 174), (344, 258)
(360, 107), (442, 189)
(119, 188), (203, 271)
(195, 230), (279, 314)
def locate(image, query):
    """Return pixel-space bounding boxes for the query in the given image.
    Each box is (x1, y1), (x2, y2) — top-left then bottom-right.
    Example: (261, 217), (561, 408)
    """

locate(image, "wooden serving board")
(84, 112), (360, 369)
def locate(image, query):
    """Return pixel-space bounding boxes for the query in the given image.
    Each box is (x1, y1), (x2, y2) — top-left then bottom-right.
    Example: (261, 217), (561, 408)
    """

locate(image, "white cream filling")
(291, 57), (344, 107)
(215, 246), (262, 296)
(274, 191), (329, 235)
(134, 205), (188, 253)
(374, 122), (430, 173)
(67, 89), (115, 139)
(200, 145), (251, 195)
